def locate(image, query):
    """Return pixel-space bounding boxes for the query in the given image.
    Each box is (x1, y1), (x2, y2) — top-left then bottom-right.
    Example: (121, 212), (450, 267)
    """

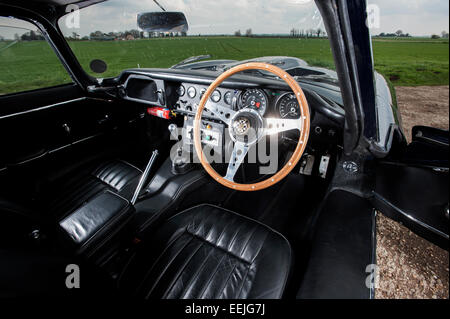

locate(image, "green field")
(1, 37), (448, 95)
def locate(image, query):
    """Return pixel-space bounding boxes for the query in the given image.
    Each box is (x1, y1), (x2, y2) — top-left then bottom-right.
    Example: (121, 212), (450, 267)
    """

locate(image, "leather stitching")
(178, 243), (217, 299)
(133, 230), (188, 295)
(198, 253), (227, 299)
(160, 240), (205, 298)
(143, 235), (195, 298)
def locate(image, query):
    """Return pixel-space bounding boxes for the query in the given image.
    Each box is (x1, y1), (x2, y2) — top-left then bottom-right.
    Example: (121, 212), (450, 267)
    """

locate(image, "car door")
(0, 16), (145, 203)
(372, 125), (449, 249)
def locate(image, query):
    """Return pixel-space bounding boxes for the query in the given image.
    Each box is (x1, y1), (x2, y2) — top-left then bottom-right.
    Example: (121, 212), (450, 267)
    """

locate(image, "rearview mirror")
(137, 12), (188, 33)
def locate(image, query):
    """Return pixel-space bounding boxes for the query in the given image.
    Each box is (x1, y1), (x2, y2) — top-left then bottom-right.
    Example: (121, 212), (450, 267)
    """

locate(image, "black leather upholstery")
(59, 191), (132, 252)
(118, 204), (292, 299)
(0, 159), (141, 249)
(49, 160), (141, 219)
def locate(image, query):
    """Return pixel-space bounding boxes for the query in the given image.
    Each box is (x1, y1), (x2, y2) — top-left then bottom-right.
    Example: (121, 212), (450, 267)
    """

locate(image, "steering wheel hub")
(228, 108), (263, 144)
(232, 117), (251, 135)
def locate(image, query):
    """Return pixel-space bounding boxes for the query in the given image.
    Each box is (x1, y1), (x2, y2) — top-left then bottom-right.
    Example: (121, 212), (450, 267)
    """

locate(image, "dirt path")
(376, 85), (449, 299)
(395, 86), (449, 142)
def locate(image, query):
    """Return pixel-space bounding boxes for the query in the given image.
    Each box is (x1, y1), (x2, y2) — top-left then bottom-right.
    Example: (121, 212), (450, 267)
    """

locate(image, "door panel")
(373, 125), (449, 249)
(0, 84), (146, 201)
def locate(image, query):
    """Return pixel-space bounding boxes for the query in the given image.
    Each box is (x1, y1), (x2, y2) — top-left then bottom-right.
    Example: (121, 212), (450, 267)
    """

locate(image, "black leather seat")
(118, 204), (292, 299)
(0, 160), (142, 247)
(48, 160), (142, 219)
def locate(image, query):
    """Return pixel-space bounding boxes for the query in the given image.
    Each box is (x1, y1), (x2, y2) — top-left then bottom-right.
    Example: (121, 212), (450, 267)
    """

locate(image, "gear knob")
(168, 124), (178, 140)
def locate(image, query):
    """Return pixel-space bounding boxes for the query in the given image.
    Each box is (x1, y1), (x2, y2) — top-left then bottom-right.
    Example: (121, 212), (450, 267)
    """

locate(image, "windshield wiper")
(171, 54), (212, 68)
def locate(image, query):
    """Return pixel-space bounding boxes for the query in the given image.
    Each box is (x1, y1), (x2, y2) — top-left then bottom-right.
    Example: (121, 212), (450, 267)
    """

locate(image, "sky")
(1, 0), (449, 38)
(60, 0), (450, 37)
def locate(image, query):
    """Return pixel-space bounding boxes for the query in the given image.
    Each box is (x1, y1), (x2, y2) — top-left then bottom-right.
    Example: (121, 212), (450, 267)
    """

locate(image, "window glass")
(58, 0), (332, 78)
(0, 17), (72, 96)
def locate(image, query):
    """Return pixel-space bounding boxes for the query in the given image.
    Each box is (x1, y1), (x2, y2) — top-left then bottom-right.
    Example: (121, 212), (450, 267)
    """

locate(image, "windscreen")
(57, 0), (330, 78)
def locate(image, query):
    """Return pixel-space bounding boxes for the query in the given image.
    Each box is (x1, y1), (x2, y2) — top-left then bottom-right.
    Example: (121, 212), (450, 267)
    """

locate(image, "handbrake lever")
(131, 150), (159, 205)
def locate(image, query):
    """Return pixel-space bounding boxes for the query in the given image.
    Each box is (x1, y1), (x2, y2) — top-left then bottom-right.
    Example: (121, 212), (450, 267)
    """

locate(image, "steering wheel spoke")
(264, 118), (302, 135)
(205, 101), (235, 125)
(224, 141), (249, 182)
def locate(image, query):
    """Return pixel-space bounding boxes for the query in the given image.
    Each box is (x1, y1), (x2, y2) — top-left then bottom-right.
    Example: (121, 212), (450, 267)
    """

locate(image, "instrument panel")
(171, 83), (303, 121)
(173, 84), (238, 117)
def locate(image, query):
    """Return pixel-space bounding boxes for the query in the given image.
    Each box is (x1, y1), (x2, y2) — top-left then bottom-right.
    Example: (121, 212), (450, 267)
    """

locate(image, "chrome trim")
(0, 97), (87, 120)
(71, 133), (102, 145)
(48, 144), (72, 154)
(131, 150), (159, 205)
(373, 192), (449, 239)
(415, 133), (449, 147)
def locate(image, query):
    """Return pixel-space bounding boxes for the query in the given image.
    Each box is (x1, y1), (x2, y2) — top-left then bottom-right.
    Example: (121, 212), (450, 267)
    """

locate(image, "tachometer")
(241, 89), (268, 116)
(278, 93), (300, 119)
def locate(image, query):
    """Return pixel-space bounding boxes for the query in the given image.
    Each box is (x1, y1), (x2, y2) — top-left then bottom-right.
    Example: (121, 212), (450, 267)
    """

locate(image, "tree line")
(7, 31), (46, 41)
(374, 30), (449, 39)
(232, 28), (327, 38)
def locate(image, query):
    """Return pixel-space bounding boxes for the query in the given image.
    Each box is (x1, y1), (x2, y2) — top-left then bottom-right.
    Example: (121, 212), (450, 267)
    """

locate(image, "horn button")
(228, 108), (264, 145)
(232, 117), (251, 135)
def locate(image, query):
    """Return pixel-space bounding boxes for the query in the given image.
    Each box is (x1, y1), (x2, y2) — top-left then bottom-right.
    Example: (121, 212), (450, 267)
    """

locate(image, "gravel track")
(375, 85), (449, 299)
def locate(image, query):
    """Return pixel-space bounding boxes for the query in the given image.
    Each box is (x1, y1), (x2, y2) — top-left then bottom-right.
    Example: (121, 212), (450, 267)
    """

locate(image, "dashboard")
(119, 69), (345, 154)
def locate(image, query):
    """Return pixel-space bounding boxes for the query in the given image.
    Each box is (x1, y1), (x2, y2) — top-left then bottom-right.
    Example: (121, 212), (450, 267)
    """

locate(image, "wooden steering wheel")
(193, 62), (310, 191)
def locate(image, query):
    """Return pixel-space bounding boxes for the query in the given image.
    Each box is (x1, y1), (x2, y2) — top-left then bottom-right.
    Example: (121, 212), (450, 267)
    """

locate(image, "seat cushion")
(48, 160), (141, 219)
(118, 204), (292, 299)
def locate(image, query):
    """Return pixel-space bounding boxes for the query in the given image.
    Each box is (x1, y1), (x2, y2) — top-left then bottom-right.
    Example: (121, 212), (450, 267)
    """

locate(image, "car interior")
(0, 0), (448, 299)
(0, 65), (348, 298)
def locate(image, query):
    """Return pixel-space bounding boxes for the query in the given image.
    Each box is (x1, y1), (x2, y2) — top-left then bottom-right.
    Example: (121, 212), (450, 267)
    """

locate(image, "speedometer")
(241, 89), (268, 116)
(278, 93), (300, 119)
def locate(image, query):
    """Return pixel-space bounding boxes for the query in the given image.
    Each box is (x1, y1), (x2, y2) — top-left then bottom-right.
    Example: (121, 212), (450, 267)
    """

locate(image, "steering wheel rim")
(194, 62), (310, 191)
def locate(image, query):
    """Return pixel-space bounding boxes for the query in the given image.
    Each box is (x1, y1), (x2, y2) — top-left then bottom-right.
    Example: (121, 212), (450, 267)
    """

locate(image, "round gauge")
(187, 86), (196, 98)
(177, 85), (185, 97)
(224, 91), (233, 105)
(278, 93), (300, 119)
(211, 90), (221, 103)
(241, 89), (268, 116)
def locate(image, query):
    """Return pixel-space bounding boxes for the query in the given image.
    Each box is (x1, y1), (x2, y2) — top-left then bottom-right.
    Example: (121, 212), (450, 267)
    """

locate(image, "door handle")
(62, 123), (71, 134)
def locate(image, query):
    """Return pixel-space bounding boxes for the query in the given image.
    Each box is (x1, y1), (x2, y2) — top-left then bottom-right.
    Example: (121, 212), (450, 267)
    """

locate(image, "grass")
(372, 38), (449, 86)
(0, 36), (448, 95)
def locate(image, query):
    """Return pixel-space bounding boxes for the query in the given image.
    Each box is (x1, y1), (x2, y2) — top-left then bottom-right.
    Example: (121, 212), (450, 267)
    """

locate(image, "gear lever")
(131, 150), (159, 205)
(168, 123), (193, 174)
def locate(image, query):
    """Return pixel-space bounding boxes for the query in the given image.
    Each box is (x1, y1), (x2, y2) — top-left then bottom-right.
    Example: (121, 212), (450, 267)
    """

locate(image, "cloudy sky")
(56, 0), (449, 37)
(1, 0), (448, 38)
